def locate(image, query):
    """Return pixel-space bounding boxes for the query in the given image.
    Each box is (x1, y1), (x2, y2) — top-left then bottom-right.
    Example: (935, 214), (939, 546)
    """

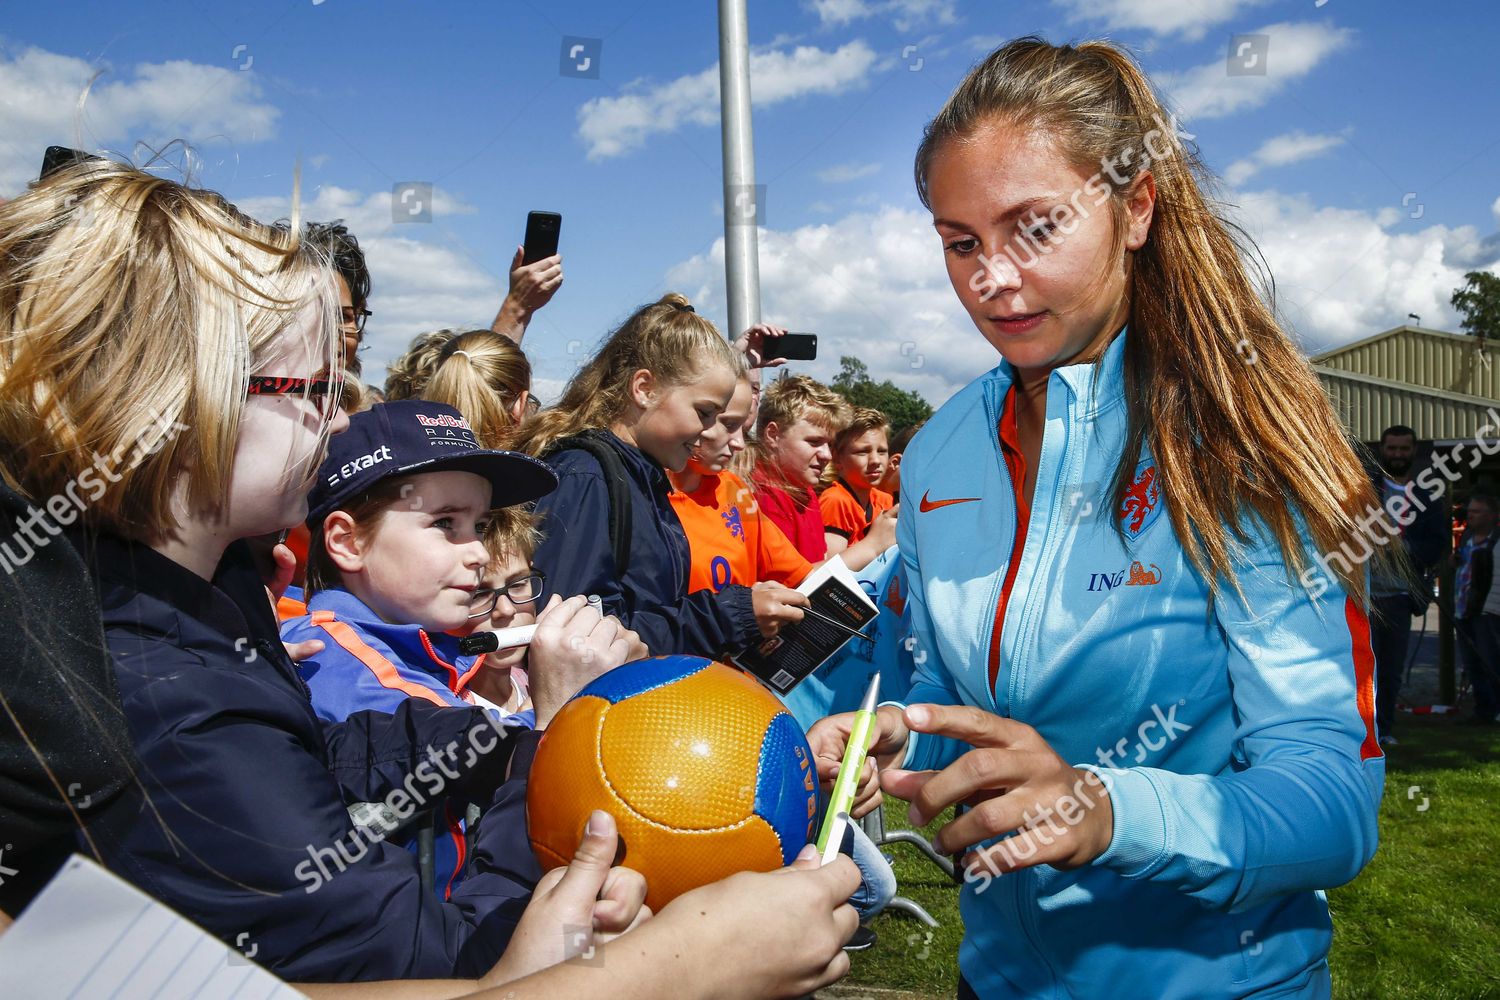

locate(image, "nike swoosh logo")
(919, 490), (981, 512)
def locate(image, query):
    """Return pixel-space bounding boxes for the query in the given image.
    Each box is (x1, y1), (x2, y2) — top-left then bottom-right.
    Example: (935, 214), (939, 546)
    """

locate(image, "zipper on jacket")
(984, 390), (1014, 707)
(1004, 379), (1083, 999)
(986, 428), (1022, 700)
(986, 381), (1057, 708)
(1004, 382), (1077, 718)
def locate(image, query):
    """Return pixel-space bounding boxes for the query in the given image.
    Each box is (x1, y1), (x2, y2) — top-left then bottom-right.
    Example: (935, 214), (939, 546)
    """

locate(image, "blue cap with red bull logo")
(306, 399), (556, 526)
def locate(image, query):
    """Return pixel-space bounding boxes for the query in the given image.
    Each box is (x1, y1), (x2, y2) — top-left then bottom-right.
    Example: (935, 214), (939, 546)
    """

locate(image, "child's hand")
(479, 810), (650, 988)
(282, 638), (325, 663)
(732, 322), (791, 369)
(866, 503), (898, 551)
(266, 542), (299, 603)
(806, 705), (909, 818)
(529, 595), (648, 727)
(750, 582), (809, 638)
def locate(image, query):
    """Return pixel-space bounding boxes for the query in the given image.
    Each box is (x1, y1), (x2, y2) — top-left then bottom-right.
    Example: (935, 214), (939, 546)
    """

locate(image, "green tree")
(1451, 271), (1500, 341)
(831, 356), (933, 435)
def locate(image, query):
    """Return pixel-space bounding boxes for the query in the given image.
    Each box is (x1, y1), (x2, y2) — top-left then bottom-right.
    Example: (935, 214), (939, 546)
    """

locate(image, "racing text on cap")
(327, 444), (394, 486)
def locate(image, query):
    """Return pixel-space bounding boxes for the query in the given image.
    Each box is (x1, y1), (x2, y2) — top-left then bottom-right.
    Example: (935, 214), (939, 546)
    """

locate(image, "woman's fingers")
(796, 902), (858, 993)
(547, 810), (622, 907)
(878, 766), (937, 803)
(850, 758), (883, 818)
(807, 714), (854, 762)
(906, 747), (1035, 827)
(805, 951), (853, 994)
(780, 843), (821, 871)
(830, 901), (860, 946)
(903, 703), (1033, 748)
(594, 903), (652, 946)
(809, 854), (862, 903)
(532, 865), (568, 897)
(798, 905), (858, 995)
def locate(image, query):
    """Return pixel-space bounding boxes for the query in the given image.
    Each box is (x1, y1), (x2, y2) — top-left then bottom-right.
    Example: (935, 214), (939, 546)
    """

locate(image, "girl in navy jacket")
(513, 293), (809, 658)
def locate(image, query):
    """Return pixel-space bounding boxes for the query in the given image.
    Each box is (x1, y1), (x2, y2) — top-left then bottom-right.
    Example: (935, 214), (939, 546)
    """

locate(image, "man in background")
(1369, 425), (1450, 745)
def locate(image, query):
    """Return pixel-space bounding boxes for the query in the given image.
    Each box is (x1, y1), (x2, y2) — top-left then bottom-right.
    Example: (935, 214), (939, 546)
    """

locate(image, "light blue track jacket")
(894, 330), (1384, 999)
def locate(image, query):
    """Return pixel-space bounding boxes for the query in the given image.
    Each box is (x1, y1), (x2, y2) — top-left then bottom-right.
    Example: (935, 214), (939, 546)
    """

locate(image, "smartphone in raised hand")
(522, 211), (562, 266)
(762, 332), (818, 362)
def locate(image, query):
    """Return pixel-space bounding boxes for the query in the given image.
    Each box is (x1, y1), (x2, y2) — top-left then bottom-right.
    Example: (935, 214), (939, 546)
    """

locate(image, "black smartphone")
(762, 332), (817, 362)
(40, 145), (99, 180)
(522, 211), (562, 266)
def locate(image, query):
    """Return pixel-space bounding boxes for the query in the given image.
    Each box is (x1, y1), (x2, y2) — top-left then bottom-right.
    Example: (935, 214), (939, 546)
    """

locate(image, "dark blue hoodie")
(532, 430), (758, 657)
(81, 533), (542, 982)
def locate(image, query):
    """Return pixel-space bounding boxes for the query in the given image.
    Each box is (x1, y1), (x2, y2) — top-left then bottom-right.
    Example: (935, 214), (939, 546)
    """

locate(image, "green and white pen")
(815, 672), (881, 863)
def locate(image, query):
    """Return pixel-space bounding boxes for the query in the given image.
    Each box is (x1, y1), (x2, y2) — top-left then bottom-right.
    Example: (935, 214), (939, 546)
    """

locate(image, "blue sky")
(3, 0), (1497, 406)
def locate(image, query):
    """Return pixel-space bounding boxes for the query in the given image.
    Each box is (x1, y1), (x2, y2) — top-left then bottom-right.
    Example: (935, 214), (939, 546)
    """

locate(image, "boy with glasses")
(463, 508), (548, 718)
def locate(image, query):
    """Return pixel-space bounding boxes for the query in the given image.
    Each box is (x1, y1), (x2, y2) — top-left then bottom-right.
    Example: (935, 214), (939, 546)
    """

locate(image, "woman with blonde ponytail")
(810, 37), (1385, 998)
(511, 293), (809, 657)
(421, 328), (533, 448)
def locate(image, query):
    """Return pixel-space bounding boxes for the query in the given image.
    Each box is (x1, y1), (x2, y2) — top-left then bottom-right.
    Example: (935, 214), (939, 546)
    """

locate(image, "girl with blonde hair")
(512, 293), (809, 657)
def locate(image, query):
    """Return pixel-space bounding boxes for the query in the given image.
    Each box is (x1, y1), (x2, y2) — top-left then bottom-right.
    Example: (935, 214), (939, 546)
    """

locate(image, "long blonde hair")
(421, 330), (532, 450)
(916, 37), (1381, 603)
(512, 293), (739, 458)
(0, 159), (340, 541)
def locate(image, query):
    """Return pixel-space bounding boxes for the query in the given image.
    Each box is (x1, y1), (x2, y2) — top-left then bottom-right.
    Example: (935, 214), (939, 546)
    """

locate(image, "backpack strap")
(547, 430), (633, 576)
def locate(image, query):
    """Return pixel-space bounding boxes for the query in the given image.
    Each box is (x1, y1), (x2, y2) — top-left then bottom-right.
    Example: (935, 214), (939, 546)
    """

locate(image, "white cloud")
(236, 184), (477, 240)
(1051, 0), (1274, 41)
(663, 190), (1500, 409)
(1224, 129), (1347, 186)
(1155, 22), (1354, 122)
(666, 206), (990, 407)
(235, 186), (500, 387)
(0, 43), (280, 194)
(817, 161), (881, 183)
(577, 41), (878, 160)
(1230, 190), (1500, 352)
(808, 0), (958, 32)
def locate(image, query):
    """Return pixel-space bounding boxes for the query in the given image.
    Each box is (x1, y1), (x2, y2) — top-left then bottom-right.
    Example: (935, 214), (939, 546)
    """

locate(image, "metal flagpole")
(718, 0), (761, 339)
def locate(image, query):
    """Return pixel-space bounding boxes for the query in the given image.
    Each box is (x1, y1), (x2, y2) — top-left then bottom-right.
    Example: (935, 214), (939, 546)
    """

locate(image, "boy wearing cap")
(283, 399), (558, 728)
(282, 399), (595, 900)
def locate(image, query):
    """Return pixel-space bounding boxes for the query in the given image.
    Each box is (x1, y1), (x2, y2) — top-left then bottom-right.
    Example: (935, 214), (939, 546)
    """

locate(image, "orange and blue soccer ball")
(526, 655), (820, 911)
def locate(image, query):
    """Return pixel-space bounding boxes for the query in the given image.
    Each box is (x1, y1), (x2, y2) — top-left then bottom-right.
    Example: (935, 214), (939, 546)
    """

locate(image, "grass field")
(833, 713), (1500, 999)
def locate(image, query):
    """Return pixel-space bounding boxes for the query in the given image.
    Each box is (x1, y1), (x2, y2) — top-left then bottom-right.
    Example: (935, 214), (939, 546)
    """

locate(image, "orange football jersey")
(818, 478), (894, 544)
(670, 470), (812, 593)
